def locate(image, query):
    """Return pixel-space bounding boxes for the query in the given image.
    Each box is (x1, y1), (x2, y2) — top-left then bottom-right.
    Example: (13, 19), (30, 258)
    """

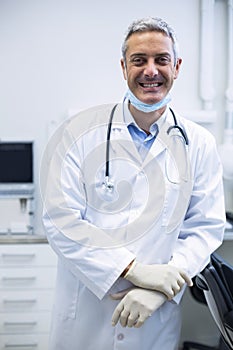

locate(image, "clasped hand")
(111, 288), (166, 328)
(124, 262), (193, 300)
(110, 262), (192, 328)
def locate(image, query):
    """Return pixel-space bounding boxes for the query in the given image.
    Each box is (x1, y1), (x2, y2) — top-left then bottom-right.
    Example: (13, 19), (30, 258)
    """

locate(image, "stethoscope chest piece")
(102, 176), (114, 192)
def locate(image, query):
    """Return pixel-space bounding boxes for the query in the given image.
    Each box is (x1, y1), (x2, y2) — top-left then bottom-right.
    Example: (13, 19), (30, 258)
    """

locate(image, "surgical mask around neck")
(125, 89), (171, 113)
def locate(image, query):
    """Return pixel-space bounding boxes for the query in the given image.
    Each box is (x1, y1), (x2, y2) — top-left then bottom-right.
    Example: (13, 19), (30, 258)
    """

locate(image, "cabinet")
(0, 243), (57, 350)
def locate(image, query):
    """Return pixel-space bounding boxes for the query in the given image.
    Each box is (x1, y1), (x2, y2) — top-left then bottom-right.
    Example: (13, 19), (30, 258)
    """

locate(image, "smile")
(139, 82), (162, 88)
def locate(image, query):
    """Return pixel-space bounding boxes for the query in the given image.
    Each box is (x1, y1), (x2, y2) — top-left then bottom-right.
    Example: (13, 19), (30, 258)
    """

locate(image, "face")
(121, 31), (182, 105)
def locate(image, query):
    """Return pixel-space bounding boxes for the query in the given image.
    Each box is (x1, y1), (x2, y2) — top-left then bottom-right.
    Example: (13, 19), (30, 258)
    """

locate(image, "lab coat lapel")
(145, 138), (166, 167)
(110, 104), (142, 166)
(142, 112), (182, 168)
(141, 127), (167, 169)
(110, 103), (168, 168)
(150, 116), (193, 233)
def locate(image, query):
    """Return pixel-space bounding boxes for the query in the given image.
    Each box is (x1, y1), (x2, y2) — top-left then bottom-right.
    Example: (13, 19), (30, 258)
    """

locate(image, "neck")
(129, 103), (166, 133)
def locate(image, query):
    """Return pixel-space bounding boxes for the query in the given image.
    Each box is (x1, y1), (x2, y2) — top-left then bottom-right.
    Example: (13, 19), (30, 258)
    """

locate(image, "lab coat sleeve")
(169, 130), (225, 296)
(42, 124), (135, 300)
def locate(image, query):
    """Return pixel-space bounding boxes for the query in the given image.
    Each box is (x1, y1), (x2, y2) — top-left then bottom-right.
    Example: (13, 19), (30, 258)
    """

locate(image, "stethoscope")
(103, 104), (189, 191)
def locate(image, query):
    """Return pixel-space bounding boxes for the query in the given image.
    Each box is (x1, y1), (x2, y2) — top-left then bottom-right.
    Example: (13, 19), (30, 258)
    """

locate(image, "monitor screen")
(0, 142), (33, 183)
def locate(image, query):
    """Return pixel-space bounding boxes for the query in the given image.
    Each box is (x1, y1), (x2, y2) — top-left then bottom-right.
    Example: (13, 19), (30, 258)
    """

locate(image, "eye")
(156, 56), (171, 65)
(130, 57), (146, 66)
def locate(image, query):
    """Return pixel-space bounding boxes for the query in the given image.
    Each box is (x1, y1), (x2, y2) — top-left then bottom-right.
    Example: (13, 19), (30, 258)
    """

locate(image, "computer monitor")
(0, 142), (33, 184)
(0, 142), (34, 198)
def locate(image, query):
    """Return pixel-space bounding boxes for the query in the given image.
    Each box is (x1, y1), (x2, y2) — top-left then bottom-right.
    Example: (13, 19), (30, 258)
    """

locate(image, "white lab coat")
(43, 103), (225, 350)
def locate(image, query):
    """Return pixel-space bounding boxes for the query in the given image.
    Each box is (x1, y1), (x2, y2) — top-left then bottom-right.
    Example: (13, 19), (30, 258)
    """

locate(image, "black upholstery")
(182, 253), (233, 350)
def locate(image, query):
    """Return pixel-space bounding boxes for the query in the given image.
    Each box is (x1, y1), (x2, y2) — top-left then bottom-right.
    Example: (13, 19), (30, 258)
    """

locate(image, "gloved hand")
(111, 287), (166, 328)
(124, 261), (193, 300)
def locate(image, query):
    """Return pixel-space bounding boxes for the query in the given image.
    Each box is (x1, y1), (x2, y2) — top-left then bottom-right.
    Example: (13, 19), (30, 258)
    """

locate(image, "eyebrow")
(129, 52), (172, 59)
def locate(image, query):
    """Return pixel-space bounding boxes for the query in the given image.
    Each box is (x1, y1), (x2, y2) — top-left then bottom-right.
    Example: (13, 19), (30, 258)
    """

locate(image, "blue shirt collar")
(123, 100), (168, 136)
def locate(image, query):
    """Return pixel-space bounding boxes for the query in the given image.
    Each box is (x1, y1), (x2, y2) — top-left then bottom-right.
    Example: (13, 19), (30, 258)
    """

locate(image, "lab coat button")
(117, 333), (124, 340)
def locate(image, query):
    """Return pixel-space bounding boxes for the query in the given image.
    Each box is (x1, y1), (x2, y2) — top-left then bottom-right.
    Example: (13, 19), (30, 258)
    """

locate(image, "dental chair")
(182, 253), (233, 350)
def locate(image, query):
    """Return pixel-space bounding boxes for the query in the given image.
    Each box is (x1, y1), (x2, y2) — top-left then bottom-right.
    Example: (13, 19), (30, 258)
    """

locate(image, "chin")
(139, 93), (163, 105)
(142, 98), (159, 105)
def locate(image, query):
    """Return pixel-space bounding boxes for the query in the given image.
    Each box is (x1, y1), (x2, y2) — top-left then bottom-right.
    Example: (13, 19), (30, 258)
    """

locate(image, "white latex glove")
(111, 288), (166, 328)
(124, 261), (193, 300)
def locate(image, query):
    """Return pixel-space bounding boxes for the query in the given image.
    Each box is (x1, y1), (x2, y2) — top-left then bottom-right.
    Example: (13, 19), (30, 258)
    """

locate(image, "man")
(42, 17), (225, 350)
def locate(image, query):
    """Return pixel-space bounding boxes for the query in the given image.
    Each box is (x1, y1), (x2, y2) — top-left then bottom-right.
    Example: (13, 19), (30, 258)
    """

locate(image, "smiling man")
(121, 30), (180, 105)
(43, 17), (225, 350)
(120, 20), (182, 133)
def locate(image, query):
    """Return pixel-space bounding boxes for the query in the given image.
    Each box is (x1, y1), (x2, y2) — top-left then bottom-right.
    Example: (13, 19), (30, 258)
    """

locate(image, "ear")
(120, 58), (127, 81)
(173, 58), (182, 80)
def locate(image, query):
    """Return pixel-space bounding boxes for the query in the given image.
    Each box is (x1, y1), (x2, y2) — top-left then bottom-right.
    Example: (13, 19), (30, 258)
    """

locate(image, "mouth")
(139, 82), (163, 88)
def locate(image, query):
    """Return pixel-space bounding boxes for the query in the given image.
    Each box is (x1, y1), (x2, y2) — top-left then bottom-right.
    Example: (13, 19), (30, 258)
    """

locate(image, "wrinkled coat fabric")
(42, 104), (225, 350)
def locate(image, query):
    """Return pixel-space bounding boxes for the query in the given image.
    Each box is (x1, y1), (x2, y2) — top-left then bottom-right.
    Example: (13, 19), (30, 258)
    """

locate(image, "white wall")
(0, 0), (231, 347)
(1, 0), (230, 233)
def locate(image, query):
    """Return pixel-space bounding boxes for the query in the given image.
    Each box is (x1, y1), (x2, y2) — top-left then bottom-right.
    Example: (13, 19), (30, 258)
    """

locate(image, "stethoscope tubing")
(168, 108), (189, 146)
(105, 104), (118, 179)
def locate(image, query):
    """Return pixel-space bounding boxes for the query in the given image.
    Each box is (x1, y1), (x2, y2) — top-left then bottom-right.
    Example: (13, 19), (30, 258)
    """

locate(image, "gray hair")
(121, 17), (179, 64)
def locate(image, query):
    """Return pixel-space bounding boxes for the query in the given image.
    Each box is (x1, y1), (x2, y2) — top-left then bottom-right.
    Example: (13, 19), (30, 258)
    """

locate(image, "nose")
(144, 59), (158, 77)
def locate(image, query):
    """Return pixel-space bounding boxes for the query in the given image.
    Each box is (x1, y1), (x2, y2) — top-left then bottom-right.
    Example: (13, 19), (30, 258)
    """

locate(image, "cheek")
(172, 65), (181, 80)
(123, 69), (128, 81)
(164, 70), (177, 85)
(120, 62), (127, 81)
(126, 68), (139, 84)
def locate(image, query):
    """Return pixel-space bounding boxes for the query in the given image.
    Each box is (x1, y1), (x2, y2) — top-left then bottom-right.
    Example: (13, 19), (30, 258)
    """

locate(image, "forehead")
(126, 31), (174, 57)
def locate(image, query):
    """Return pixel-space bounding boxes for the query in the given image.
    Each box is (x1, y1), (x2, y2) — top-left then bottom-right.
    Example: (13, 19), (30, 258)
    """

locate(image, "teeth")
(142, 83), (159, 87)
